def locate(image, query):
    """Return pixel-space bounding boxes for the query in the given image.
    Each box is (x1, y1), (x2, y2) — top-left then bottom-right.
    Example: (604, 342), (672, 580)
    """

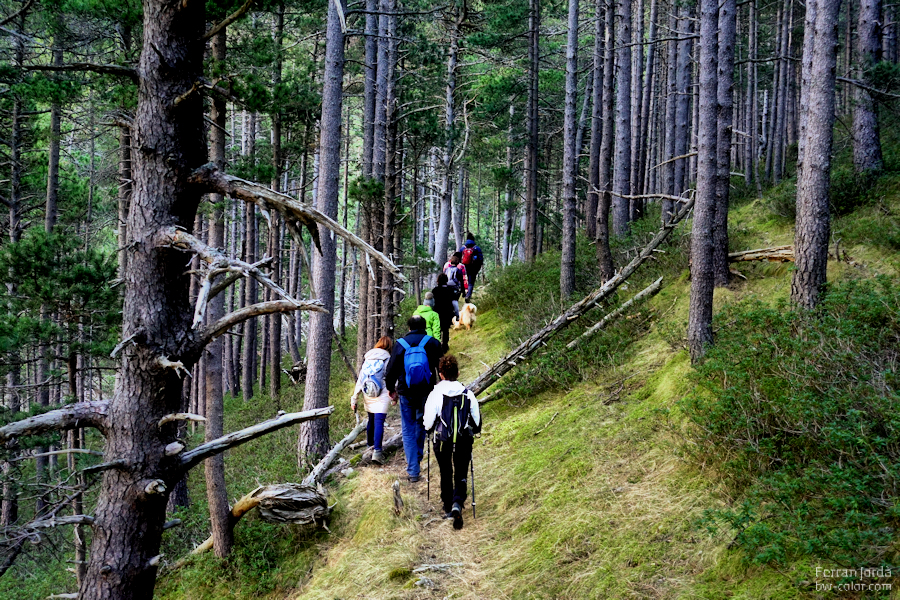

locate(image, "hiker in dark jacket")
(457, 232), (484, 301)
(385, 315), (443, 482)
(431, 273), (457, 354)
(424, 354), (481, 530)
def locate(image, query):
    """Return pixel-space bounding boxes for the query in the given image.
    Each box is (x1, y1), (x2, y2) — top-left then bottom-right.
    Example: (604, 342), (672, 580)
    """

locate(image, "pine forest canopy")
(0, 0), (895, 596)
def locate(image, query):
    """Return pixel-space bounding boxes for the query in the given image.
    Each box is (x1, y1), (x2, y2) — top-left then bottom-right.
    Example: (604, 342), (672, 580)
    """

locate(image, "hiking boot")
(407, 475), (420, 483)
(372, 450), (385, 465)
(451, 502), (463, 530)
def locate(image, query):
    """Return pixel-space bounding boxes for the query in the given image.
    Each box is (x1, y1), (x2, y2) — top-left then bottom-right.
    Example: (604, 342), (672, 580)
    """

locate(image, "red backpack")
(461, 247), (475, 265)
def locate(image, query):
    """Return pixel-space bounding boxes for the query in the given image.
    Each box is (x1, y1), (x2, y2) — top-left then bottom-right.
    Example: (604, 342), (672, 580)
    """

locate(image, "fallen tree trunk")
(468, 198), (694, 396)
(302, 420), (367, 486)
(727, 245), (793, 262)
(566, 277), (663, 349)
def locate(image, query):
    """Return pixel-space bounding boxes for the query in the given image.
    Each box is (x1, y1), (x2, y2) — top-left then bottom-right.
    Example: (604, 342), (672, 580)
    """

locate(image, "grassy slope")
(156, 172), (900, 600)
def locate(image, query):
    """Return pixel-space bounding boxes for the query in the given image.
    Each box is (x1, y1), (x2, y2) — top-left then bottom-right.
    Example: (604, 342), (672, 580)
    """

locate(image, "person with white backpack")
(350, 336), (395, 464)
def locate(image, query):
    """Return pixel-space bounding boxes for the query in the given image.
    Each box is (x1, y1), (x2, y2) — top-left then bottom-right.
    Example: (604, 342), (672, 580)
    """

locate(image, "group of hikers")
(350, 233), (484, 530)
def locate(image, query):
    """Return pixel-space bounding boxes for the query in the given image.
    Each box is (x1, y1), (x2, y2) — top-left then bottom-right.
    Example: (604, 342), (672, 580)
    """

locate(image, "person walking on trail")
(413, 292), (441, 341)
(431, 273), (457, 354)
(385, 316), (443, 482)
(424, 354), (481, 530)
(350, 336), (395, 465)
(457, 232), (484, 301)
(442, 252), (468, 316)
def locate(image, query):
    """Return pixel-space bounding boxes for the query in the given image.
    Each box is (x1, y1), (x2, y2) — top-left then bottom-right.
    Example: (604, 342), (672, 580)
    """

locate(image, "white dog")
(452, 303), (477, 330)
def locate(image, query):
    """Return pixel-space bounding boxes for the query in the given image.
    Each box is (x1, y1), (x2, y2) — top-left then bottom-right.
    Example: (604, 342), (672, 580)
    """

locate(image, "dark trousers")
(434, 437), (473, 512)
(366, 412), (386, 450)
(439, 316), (452, 354)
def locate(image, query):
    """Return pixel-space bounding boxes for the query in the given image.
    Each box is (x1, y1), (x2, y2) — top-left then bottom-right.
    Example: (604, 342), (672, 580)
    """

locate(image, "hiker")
(431, 273), (457, 354)
(350, 336), (395, 464)
(423, 354), (481, 530)
(413, 292), (441, 341)
(442, 252), (468, 315)
(457, 232), (484, 301)
(385, 315), (443, 482)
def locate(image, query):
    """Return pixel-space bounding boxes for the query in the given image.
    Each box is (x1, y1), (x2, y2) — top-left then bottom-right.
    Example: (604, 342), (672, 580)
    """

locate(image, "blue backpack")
(397, 335), (432, 388)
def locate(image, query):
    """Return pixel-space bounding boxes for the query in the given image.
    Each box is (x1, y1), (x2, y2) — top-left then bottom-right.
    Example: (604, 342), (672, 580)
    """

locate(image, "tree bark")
(524, 0), (540, 261)
(852, 0), (884, 175)
(713, 0), (736, 287)
(301, 0), (345, 468)
(560, 0), (579, 298)
(687, 0), (720, 362)
(595, 0), (615, 280)
(586, 1), (603, 240)
(204, 28), (233, 559)
(612, 0), (632, 236)
(792, 0), (842, 309)
(242, 113), (258, 402)
(269, 2), (285, 404)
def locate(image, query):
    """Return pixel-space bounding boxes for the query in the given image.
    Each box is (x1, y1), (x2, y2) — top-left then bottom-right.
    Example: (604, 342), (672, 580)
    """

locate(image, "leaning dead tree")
(469, 198), (694, 396)
(0, 1), (404, 596)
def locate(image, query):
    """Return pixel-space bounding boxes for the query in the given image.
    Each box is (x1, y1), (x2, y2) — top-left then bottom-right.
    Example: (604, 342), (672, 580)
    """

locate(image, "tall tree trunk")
(713, 0), (736, 287)
(636, 0), (658, 202)
(596, 0), (615, 280)
(382, 1), (398, 336)
(852, 0), (884, 175)
(688, 0), (719, 362)
(673, 4), (693, 197)
(204, 28), (233, 559)
(301, 0), (345, 467)
(524, 0), (540, 261)
(662, 8), (678, 222)
(586, 0), (603, 239)
(792, 0), (843, 309)
(242, 113), (258, 402)
(612, 0), (632, 236)
(269, 2), (285, 404)
(81, 0), (208, 595)
(560, 0), (579, 298)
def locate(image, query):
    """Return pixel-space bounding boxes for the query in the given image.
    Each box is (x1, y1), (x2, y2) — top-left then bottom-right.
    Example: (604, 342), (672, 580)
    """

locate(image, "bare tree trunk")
(561, 0), (579, 298)
(204, 28), (234, 559)
(852, 0), (884, 175)
(596, 0), (615, 280)
(630, 0), (645, 221)
(242, 113), (258, 402)
(524, 0), (540, 261)
(636, 0), (658, 203)
(688, 0), (719, 362)
(674, 4), (693, 197)
(586, 0), (603, 239)
(301, 0), (345, 467)
(713, 0), (736, 287)
(662, 8), (678, 222)
(269, 2), (285, 404)
(612, 0), (632, 236)
(792, 0), (842, 309)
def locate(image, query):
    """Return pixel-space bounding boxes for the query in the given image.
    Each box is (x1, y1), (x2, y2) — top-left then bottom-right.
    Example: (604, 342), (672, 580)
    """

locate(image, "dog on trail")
(452, 303), (477, 330)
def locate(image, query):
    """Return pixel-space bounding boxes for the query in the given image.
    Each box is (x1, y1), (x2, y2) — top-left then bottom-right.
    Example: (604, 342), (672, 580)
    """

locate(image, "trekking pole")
(426, 435), (431, 501)
(470, 455), (476, 519)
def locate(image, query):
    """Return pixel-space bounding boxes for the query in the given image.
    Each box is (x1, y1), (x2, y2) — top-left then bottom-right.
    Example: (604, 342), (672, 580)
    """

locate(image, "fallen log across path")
(469, 198), (694, 397)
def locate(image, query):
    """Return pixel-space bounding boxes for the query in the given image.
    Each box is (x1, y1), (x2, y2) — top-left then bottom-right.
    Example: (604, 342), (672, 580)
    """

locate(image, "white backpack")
(360, 357), (386, 398)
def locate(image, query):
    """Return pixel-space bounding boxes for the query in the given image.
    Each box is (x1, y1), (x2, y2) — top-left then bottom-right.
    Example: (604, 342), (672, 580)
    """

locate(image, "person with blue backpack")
(350, 336), (395, 464)
(385, 315), (443, 482)
(423, 354), (481, 530)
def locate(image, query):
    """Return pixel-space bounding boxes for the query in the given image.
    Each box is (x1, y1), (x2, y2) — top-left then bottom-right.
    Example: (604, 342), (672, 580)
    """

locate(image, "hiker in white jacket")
(351, 336), (395, 464)
(423, 355), (481, 529)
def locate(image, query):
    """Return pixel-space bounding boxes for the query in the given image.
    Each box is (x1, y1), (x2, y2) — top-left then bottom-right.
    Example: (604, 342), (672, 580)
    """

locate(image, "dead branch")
(158, 413), (206, 428)
(27, 514), (95, 529)
(13, 448), (103, 461)
(197, 300), (326, 348)
(302, 421), (367, 486)
(178, 406), (334, 472)
(203, 0), (255, 40)
(22, 62), (138, 82)
(0, 0), (35, 27)
(190, 164), (406, 282)
(468, 198), (694, 396)
(727, 245), (794, 263)
(412, 563), (464, 573)
(533, 412), (559, 436)
(0, 400), (108, 442)
(609, 191), (691, 204)
(159, 227), (299, 328)
(190, 483), (329, 555)
(567, 276), (664, 349)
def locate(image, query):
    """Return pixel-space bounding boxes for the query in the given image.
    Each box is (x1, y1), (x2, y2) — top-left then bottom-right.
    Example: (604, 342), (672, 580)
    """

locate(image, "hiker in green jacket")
(414, 292), (442, 341)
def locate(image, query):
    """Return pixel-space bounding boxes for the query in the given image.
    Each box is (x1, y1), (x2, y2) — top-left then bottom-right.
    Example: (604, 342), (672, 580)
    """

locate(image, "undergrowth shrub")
(680, 278), (900, 569)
